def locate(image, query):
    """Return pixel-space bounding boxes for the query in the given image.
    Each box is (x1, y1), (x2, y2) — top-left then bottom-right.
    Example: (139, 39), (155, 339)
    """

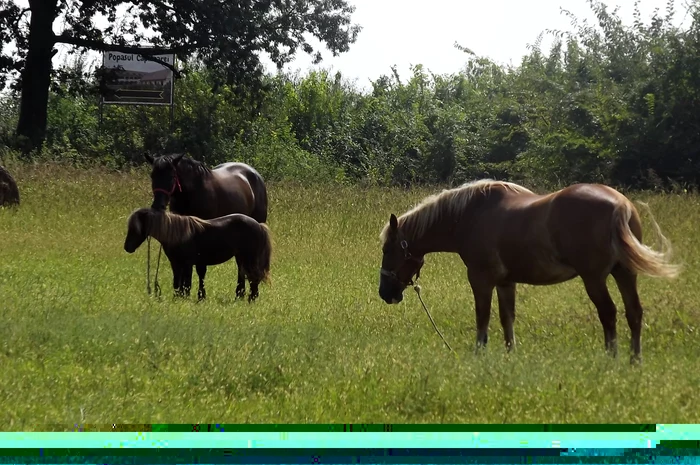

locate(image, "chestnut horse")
(144, 153), (268, 299)
(124, 208), (272, 302)
(378, 179), (680, 362)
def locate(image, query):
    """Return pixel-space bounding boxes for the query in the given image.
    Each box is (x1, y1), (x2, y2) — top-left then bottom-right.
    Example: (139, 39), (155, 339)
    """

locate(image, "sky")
(257, 0), (688, 89)
(36, 0), (696, 90)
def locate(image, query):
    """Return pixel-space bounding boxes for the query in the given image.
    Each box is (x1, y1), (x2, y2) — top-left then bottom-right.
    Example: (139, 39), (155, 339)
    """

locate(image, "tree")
(0, 0), (361, 151)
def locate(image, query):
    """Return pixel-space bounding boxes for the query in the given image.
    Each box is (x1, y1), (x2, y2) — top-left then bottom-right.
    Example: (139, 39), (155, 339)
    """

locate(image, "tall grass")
(0, 164), (698, 429)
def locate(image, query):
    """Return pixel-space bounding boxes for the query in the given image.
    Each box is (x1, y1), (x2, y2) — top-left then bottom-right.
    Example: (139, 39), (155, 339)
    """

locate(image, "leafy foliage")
(0, 0), (360, 149)
(0, 0), (360, 85)
(2, 0), (700, 189)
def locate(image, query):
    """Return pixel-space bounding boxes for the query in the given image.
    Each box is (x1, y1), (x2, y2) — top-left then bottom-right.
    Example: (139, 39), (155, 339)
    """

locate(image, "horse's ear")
(389, 213), (398, 231)
(172, 153), (184, 165)
(144, 153), (154, 165)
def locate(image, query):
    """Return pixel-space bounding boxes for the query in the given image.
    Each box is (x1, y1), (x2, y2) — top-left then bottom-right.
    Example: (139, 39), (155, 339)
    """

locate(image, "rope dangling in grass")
(147, 237), (152, 295)
(145, 237), (163, 297)
(154, 244), (162, 297)
(413, 284), (456, 355)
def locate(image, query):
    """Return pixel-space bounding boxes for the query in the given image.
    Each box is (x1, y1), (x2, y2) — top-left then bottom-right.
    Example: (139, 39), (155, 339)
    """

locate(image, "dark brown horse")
(144, 153), (268, 299)
(378, 179), (680, 362)
(124, 208), (272, 302)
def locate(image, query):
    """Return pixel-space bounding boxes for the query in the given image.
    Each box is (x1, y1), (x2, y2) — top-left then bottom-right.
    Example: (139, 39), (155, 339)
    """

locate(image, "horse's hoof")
(474, 342), (487, 355)
(248, 294), (258, 303)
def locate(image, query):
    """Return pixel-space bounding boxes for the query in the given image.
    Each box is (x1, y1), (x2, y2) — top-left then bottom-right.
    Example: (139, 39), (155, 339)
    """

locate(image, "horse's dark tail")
(246, 168), (268, 223)
(254, 222), (272, 284)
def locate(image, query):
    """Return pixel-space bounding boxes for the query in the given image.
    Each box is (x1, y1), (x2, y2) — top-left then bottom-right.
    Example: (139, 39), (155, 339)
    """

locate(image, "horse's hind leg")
(496, 282), (517, 352)
(581, 274), (618, 357)
(196, 264), (207, 301)
(248, 278), (260, 303)
(611, 265), (643, 364)
(234, 256), (246, 299)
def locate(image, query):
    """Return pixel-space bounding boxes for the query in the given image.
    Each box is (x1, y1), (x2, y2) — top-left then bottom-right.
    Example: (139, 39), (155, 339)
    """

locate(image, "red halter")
(153, 169), (182, 197)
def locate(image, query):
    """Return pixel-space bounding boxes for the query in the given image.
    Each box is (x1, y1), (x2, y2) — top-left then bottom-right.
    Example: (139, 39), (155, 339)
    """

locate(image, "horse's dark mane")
(178, 155), (212, 176)
(158, 153), (212, 176)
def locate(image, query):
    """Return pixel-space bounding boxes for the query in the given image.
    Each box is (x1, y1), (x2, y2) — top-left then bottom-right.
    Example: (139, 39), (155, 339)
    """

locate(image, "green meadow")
(1, 164), (698, 429)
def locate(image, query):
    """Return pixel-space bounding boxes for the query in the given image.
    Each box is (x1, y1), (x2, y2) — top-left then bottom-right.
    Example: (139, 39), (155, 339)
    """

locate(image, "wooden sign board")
(101, 51), (175, 106)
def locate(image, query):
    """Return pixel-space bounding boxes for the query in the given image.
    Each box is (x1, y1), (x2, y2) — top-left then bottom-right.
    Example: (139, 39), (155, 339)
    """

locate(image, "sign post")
(101, 51), (175, 106)
(99, 50), (177, 132)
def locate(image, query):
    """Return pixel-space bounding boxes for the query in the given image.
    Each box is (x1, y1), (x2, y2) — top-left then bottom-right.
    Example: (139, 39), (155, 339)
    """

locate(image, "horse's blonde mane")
(129, 209), (208, 244)
(380, 179), (534, 243)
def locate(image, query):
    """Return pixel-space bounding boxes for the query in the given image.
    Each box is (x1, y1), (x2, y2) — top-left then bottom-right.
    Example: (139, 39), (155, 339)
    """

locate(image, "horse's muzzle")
(379, 287), (403, 304)
(379, 271), (405, 304)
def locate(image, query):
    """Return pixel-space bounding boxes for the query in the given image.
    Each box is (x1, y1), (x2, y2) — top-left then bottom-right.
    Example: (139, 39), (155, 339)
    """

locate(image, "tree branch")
(54, 34), (188, 77)
(11, 8), (30, 36)
(151, 0), (179, 14)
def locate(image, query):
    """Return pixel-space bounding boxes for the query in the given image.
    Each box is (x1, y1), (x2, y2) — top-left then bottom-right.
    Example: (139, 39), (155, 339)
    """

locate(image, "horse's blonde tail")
(613, 200), (681, 278)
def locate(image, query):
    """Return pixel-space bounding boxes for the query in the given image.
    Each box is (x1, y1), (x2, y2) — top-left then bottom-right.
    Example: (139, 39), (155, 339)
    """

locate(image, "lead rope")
(146, 237), (163, 297)
(154, 244), (162, 297)
(413, 283), (456, 355)
(147, 237), (152, 295)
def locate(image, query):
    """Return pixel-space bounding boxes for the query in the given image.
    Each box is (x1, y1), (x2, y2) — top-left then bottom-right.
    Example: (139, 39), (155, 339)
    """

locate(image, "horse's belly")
(501, 254), (578, 285)
(195, 248), (236, 266)
(506, 268), (578, 285)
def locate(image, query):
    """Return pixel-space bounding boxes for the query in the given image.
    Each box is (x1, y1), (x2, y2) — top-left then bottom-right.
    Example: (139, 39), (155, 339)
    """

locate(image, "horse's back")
(547, 183), (627, 228)
(213, 212), (259, 228)
(213, 161), (254, 173)
(545, 183), (632, 271)
(206, 162), (268, 222)
(478, 183), (632, 283)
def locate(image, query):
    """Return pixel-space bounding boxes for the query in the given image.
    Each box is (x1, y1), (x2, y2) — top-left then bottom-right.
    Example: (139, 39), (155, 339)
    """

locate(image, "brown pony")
(144, 153), (268, 299)
(124, 208), (272, 302)
(378, 179), (680, 362)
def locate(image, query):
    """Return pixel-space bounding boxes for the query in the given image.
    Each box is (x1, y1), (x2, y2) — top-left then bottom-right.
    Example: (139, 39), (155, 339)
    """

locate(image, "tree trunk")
(0, 166), (20, 207)
(15, 0), (58, 153)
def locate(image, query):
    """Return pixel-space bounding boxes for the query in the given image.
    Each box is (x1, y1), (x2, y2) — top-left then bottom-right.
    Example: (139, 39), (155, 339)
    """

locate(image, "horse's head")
(144, 153), (184, 211)
(124, 208), (151, 253)
(379, 213), (424, 304)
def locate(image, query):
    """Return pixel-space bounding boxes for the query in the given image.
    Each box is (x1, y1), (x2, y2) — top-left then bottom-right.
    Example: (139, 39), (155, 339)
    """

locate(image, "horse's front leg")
(196, 264), (207, 301)
(181, 264), (193, 297)
(234, 256), (246, 299)
(496, 282), (517, 352)
(467, 269), (495, 353)
(171, 261), (186, 298)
